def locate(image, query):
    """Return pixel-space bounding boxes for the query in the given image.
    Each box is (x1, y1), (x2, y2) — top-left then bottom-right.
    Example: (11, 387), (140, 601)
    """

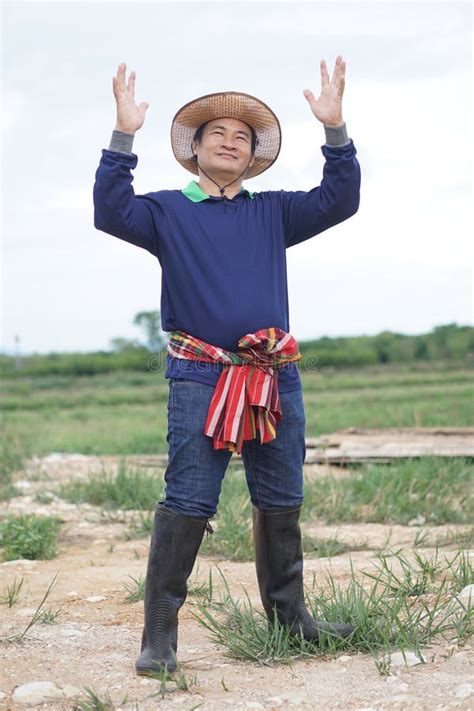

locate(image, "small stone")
(84, 512), (102, 523)
(163, 681), (178, 692)
(12, 681), (66, 705)
(0, 692), (7, 701)
(458, 585), (474, 607)
(85, 595), (106, 603)
(15, 481), (33, 490)
(1, 559), (37, 567)
(387, 650), (426, 668)
(337, 654), (352, 663)
(245, 704), (264, 710)
(455, 683), (473, 699)
(408, 515), (426, 526)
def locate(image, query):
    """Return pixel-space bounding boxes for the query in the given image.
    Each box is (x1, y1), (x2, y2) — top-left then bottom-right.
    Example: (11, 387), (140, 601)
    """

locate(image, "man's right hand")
(113, 62), (149, 134)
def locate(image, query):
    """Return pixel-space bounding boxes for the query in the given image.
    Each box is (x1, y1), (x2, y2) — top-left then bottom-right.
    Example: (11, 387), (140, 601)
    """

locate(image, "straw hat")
(170, 91), (281, 180)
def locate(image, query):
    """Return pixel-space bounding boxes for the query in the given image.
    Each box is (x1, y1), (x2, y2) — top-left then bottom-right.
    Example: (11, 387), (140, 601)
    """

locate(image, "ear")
(249, 153), (256, 168)
(191, 139), (198, 158)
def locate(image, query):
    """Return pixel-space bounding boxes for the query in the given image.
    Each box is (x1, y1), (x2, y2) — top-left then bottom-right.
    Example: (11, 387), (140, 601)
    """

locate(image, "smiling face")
(191, 117), (257, 181)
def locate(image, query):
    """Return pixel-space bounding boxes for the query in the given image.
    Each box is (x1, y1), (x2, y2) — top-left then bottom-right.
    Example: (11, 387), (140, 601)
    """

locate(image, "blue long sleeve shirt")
(93, 125), (360, 391)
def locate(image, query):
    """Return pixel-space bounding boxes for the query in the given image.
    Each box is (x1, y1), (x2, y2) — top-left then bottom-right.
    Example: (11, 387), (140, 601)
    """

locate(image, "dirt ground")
(0, 454), (473, 711)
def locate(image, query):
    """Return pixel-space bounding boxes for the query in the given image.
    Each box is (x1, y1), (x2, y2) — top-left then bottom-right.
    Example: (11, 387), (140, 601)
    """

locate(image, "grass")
(116, 457), (474, 561)
(1, 572), (60, 644)
(192, 551), (473, 666)
(301, 456), (473, 526)
(58, 458), (165, 511)
(0, 576), (25, 606)
(121, 565), (215, 605)
(72, 687), (116, 711)
(0, 427), (34, 500)
(37, 606), (61, 624)
(122, 574), (145, 604)
(0, 363), (472, 456)
(0, 513), (63, 561)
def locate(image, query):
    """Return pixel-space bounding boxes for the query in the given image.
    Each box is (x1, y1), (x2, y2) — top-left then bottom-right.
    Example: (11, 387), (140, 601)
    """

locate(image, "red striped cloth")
(167, 328), (301, 454)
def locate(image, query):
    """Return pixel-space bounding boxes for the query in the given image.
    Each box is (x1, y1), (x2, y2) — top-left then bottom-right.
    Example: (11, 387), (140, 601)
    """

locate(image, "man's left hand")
(303, 55), (346, 127)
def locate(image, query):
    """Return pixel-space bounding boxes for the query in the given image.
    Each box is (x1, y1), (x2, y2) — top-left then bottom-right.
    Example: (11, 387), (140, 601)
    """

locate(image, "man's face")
(191, 117), (256, 178)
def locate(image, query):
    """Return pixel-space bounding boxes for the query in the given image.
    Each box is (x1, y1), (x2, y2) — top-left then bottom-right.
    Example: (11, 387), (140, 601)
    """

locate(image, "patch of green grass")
(197, 470), (253, 561)
(1, 364), (472, 455)
(0, 514), (63, 561)
(302, 534), (368, 557)
(126, 511), (153, 539)
(122, 574), (145, 604)
(193, 551), (473, 665)
(0, 576), (25, 606)
(431, 527), (474, 549)
(38, 606), (61, 624)
(187, 566), (214, 604)
(72, 687), (116, 711)
(121, 565), (215, 605)
(34, 491), (55, 504)
(301, 456), (473, 525)
(123, 459), (473, 562)
(0, 428), (34, 500)
(58, 459), (165, 510)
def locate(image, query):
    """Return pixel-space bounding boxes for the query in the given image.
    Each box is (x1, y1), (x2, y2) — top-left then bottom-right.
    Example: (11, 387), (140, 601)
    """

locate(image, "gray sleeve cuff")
(108, 130), (135, 153)
(324, 122), (350, 147)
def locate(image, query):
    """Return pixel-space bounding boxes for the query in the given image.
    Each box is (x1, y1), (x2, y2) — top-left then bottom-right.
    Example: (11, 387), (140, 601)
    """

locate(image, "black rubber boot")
(135, 503), (210, 676)
(253, 505), (354, 643)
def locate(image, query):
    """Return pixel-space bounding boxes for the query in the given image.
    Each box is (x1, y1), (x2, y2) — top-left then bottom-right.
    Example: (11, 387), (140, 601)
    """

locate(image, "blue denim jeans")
(161, 378), (306, 518)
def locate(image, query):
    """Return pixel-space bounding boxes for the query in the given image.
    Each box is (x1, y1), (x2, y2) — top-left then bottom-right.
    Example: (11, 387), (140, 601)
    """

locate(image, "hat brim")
(170, 91), (281, 180)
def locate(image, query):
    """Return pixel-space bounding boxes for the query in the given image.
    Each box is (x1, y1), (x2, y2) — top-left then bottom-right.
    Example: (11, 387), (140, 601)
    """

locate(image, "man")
(93, 56), (361, 677)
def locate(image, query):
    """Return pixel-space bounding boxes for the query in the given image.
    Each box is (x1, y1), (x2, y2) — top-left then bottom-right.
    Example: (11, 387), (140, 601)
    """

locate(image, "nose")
(221, 142), (237, 152)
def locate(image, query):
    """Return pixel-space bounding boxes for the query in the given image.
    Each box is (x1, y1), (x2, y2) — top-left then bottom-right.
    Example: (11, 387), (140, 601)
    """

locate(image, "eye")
(213, 130), (223, 135)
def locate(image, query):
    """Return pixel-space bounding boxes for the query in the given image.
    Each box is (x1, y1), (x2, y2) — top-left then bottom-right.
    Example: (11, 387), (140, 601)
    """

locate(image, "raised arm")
(281, 56), (361, 248)
(93, 63), (162, 258)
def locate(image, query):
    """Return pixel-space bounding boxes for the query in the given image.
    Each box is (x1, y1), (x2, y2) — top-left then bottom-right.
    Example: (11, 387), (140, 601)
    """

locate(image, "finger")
(339, 76), (345, 97)
(320, 59), (330, 87)
(331, 55), (343, 84)
(303, 88), (318, 113)
(117, 62), (127, 90)
(127, 70), (136, 96)
(336, 59), (346, 91)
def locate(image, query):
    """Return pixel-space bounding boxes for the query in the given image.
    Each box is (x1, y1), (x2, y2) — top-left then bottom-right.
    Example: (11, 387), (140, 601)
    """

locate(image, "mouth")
(217, 153), (236, 159)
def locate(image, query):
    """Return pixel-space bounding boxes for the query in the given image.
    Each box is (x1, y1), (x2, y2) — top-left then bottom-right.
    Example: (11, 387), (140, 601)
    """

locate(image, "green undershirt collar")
(181, 180), (255, 202)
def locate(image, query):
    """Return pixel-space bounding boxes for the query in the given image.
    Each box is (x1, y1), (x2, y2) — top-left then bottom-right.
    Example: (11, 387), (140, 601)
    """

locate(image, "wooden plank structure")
(304, 427), (474, 464)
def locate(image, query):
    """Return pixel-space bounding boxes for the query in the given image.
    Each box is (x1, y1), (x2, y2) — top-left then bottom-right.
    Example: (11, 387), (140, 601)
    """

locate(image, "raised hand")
(112, 62), (150, 134)
(303, 56), (346, 127)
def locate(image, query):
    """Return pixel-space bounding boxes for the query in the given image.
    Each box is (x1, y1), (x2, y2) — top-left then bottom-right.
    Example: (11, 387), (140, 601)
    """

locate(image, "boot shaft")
(252, 506), (305, 618)
(145, 503), (209, 607)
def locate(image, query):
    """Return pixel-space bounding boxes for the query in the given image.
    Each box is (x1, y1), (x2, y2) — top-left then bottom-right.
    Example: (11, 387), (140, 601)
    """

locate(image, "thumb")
(139, 102), (150, 112)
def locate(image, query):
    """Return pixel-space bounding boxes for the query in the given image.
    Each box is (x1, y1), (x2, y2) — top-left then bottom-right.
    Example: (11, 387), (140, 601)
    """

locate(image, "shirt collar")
(181, 180), (255, 202)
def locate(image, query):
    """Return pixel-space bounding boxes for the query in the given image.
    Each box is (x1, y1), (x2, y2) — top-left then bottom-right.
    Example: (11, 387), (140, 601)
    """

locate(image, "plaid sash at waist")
(167, 327), (301, 455)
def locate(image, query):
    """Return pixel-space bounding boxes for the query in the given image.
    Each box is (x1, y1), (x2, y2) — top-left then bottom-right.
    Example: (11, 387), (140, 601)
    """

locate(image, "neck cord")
(195, 155), (254, 210)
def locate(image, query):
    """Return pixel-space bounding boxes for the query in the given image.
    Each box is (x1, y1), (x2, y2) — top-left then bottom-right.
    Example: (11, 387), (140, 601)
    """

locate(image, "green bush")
(0, 513), (63, 561)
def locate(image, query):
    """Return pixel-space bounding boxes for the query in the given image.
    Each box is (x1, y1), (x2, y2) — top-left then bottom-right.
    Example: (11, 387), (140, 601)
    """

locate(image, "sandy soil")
(0, 454), (472, 710)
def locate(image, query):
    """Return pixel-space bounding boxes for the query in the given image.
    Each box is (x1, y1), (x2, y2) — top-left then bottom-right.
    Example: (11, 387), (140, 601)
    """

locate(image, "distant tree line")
(0, 319), (472, 378)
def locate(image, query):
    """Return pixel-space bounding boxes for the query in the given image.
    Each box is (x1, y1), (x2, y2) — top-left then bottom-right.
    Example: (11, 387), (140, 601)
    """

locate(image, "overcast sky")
(1, 0), (472, 355)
